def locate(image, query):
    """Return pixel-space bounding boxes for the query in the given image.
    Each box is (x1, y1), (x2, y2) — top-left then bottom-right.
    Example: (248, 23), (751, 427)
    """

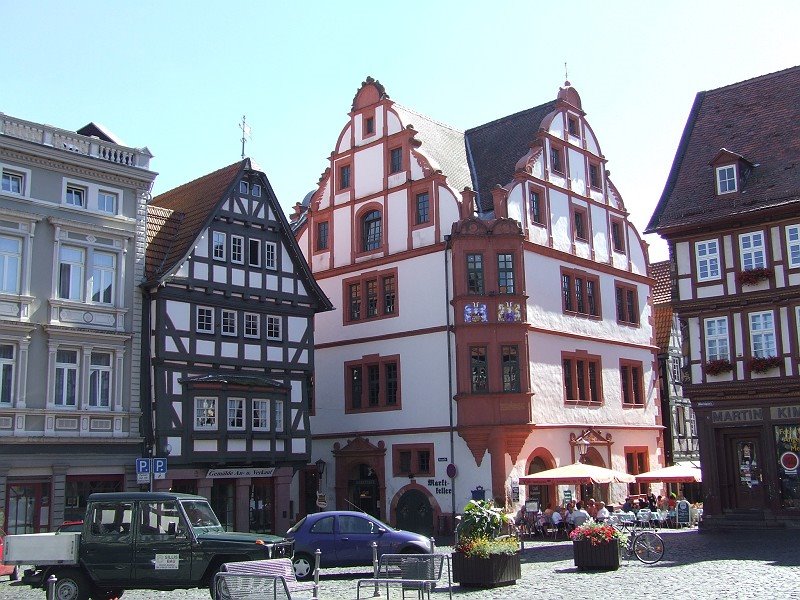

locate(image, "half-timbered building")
(292, 78), (661, 536)
(647, 66), (800, 527)
(0, 113), (156, 532)
(144, 158), (331, 533)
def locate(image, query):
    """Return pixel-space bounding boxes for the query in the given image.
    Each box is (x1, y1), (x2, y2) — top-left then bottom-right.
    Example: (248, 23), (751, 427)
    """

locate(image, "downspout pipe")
(444, 234), (457, 532)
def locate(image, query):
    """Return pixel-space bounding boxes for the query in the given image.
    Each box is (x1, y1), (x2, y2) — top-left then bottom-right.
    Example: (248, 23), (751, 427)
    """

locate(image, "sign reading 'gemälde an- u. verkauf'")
(206, 467), (275, 478)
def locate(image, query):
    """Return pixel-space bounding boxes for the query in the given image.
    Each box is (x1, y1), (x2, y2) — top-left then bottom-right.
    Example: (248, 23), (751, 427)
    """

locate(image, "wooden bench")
(213, 556), (319, 600)
(356, 553), (452, 600)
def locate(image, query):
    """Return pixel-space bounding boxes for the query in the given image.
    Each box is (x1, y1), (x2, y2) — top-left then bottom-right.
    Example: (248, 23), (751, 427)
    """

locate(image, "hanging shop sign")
(206, 467), (275, 479)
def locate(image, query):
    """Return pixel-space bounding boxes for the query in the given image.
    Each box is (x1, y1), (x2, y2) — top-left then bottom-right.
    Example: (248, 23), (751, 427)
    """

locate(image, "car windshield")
(287, 517), (306, 534)
(180, 500), (223, 532)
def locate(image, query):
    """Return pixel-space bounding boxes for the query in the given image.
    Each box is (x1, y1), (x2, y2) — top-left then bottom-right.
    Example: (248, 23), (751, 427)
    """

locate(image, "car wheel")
(208, 564), (231, 600)
(292, 553), (314, 580)
(53, 569), (90, 600)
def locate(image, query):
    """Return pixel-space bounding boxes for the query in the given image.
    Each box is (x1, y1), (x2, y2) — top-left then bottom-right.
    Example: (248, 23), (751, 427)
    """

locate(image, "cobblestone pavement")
(2, 528), (799, 600)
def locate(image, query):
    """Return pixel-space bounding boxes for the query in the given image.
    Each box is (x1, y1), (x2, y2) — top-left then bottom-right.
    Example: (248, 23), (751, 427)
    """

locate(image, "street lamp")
(315, 458), (326, 478)
(577, 437), (590, 462)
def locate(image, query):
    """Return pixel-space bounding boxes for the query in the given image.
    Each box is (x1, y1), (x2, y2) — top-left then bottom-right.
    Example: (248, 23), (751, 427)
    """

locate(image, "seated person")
(595, 501), (610, 522)
(622, 497), (633, 512)
(571, 502), (590, 527)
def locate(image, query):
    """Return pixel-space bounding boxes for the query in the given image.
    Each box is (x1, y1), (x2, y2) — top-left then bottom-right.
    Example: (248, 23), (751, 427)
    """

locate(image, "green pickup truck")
(4, 491), (293, 600)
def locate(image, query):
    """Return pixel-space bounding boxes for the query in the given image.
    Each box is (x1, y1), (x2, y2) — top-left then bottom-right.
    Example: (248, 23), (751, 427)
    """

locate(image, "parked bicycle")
(609, 515), (665, 564)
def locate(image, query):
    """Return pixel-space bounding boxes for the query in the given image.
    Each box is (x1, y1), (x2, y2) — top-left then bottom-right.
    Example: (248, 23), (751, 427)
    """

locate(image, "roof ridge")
(466, 100), (557, 134)
(152, 159), (244, 204)
(703, 64), (800, 95)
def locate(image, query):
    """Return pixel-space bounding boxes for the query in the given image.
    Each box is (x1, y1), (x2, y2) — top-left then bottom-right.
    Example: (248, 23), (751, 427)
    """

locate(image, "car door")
(80, 501), (134, 587)
(132, 500), (193, 586)
(334, 514), (384, 565)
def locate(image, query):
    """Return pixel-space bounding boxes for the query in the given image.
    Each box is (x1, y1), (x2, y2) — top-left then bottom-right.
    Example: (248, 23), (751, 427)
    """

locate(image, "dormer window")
(716, 165), (737, 194)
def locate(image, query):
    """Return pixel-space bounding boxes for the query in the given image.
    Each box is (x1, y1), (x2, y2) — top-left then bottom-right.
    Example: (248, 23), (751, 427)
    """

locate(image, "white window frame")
(248, 238), (261, 268)
(704, 317), (730, 362)
(244, 313), (260, 338)
(65, 185), (86, 208)
(786, 225), (800, 269)
(88, 351), (112, 409)
(739, 232), (766, 271)
(265, 242), (277, 270)
(716, 165), (737, 194)
(0, 235), (22, 294)
(275, 399), (284, 432)
(749, 311), (776, 358)
(194, 397), (218, 430)
(58, 246), (86, 301)
(227, 397), (245, 430)
(252, 399), (270, 431)
(1, 170), (24, 195)
(196, 306), (214, 333)
(266, 315), (281, 340)
(54, 349), (79, 407)
(97, 190), (117, 214)
(221, 309), (237, 336)
(252, 184), (262, 197)
(231, 235), (244, 264)
(695, 240), (721, 281)
(90, 251), (116, 304)
(0, 343), (14, 405)
(212, 231), (226, 261)
(239, 181), (249, 194)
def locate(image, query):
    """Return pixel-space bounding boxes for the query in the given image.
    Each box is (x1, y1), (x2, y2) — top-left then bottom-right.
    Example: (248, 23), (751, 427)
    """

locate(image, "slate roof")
(145, 160), (244, 282)
(647, 65), (800, 233)
(465, 101), (558, 213)
(392, 104), (472, 198)
(650, 260), (672, 304)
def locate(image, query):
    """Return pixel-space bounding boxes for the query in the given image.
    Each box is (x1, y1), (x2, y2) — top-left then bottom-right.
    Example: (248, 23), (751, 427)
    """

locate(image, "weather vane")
(239, 115), (251, 159)
(564, 62), (569, 83)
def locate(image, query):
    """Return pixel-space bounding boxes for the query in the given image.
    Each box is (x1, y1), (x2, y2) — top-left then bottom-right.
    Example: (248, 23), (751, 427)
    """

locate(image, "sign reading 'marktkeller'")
(206, 467), (276, 479)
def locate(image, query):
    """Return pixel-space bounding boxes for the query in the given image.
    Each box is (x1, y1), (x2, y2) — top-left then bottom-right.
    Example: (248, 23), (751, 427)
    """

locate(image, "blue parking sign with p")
(154, 458), (167, 473)
(136, 458), (150, 473)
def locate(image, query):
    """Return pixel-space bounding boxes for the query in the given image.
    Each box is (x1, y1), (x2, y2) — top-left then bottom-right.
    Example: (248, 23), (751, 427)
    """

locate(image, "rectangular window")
(248, 238), (261, 267)
(0, 235), (21, 294)
(750, 311), (776, 358)
(231, 236), (244, 264)
(704, 317), (730, 361)
(98, 191), (117, 214)
(55, 349), (79, 407)
(275, 399), (284, 432)
(670, 356), (682, 383)
(471, 347), (488, 393)
(501, 345), (520, 392)
(563, 352), (602, 404)
(393, 444), (435, 477)
(365, 117), (375, 134)
(399, 451), (412, 475)
(194, 397), (217, 430)
(415, 192), (430, 225)
(529, 189), (543, 224)
(197, 306), (214, 333)
(466, 254), (484, 294)
(252, 184), (262, 197)
(696, 240), (720, 281)
(58, 246), (85, 301)
(561, 268), (600, 317)
(349, 283), (361, 321)
(0, 344), (14, 404)
(346, 356), (400, 412)
(366, 279), (378, 318)
(589, 163), (601, 189)
(740, 232), (766, 271)
(88, 352), (112, 408)
(90, 251), (115, 304)
(239, 181), (249, 195)
(716, 165), (737, 194)
(264, 242), (277, 269)
(567, 116), (579, 137)
(498, 254), (515, 294)
(383, 275), (396, 315)
(227, 398), (244, 430)
(252, 399), (270, 431)
(611, 219), (625, 252)
(244, 313), (260, 338)
(615, 283), (639, 325)
(787, 225), (800, 268)
(390, 148), (402, 174)
(350, 366), (362, 409)
(550, 145), (563, 173)
(344, 269), (398, 323)
(367, 364), (380, 406)
(65, 185), (85, 207)
(386, 362), (398, 405)
(620, 360), (644, 406)
(266, 315), (281, 340)
(212, 232), (226, 260)
(339, 164), (351, 190)
(1, 171), (23, 194)
(573, 208), (587, 241)
(625, 449), (649, 496)
(221, 309), (237, 336)
(316, 222), (329, 251)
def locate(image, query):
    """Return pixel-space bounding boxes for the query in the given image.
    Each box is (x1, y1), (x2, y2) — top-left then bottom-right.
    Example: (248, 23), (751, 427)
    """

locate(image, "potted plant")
(737, 267), (773, 286)
(750, 355), (781, 374)
(704, 358), (733, 376)
(569, 520), (625, 570)
(452, 499), (521, 588)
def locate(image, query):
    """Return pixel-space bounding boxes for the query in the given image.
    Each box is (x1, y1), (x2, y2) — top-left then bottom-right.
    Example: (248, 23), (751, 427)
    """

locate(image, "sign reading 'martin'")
(206, 467), (276, 479)
(711, 408), (763, 423)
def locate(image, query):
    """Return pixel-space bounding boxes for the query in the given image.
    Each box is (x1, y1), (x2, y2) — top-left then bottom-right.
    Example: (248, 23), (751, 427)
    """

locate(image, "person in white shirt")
(596, 501), (610, 522)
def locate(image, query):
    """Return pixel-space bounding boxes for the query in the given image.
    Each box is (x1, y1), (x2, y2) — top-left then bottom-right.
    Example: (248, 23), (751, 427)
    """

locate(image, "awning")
(634, 462), (702, 483)
(519, 462), (636, 485)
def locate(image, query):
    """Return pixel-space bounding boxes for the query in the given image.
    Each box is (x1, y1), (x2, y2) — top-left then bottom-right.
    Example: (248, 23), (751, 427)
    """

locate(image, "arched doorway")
(579, 448), (608, 503)
(395, 489), (433, 537)
(527, 457), (552, 511)
(349, 463), (380, 518)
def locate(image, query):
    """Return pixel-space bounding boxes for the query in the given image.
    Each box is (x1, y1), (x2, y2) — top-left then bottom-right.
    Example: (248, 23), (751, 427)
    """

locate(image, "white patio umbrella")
(518, 462), (636, 485)
(634, 462), (702, 484)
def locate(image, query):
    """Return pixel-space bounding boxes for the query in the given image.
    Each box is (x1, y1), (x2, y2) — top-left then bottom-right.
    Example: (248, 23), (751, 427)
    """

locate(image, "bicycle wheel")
(633, 531), (664, 564)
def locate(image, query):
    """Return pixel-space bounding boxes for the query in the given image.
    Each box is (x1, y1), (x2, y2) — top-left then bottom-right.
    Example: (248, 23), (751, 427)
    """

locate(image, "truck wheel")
(52, 569), (90, 600)
(292, 553), (314, 580)
(90, 589), (124, 600)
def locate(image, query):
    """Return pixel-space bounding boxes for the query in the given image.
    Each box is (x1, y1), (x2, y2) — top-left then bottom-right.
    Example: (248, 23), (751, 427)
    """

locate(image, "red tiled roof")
(654, 304), (674, 352)
(650, 260), (672, 304)
(648, 65), (800, 233)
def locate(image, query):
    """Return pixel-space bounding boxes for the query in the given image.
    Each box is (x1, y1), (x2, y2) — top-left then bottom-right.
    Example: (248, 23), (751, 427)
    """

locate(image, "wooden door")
(726, 432), (766, 510)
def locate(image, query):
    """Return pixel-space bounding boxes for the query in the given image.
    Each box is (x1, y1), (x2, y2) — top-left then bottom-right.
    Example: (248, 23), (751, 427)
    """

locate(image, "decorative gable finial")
(351, 76), (390, 111)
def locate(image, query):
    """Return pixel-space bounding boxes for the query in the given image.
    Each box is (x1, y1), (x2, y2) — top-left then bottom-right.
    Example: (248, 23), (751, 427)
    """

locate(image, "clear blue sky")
(3, 1), (797, 261)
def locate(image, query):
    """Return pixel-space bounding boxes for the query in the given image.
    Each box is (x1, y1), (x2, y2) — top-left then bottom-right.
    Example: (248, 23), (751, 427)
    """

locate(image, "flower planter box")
(451, 552), (521, 588)
(572, 539), (620, 571)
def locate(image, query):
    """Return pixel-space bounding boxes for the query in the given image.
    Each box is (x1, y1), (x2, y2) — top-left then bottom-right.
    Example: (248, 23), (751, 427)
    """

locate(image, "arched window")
(362, 210), (382, 251)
